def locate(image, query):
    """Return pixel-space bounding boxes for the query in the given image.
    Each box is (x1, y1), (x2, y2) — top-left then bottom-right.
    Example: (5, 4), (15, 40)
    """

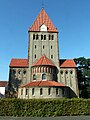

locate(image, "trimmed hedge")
(0, 98), (90, 117)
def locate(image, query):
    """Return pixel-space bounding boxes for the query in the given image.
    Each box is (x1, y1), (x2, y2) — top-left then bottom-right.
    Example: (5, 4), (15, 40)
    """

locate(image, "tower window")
(51, 45), (52, 49)
(40, 88), (43, 95)
(51, 55), (53, 59)
(41, 35), (43, 40)
(42, 74), (46, 80)
(36, 34), (38, 40)
(35, 45), (36, 49)
(49, 35), (51, 40)
(44, 35), (46, 40)
(52, 35), (54, 40)
(33, 34), (35, 40)
(43, 45), (45, 49)
(35, 54), (36, 58)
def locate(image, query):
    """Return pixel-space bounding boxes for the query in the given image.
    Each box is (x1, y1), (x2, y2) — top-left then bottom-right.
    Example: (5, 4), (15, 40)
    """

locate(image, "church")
(8, 8), (79, 98)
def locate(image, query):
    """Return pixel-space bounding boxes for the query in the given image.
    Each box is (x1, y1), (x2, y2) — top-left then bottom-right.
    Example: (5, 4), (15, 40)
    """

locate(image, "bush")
(0, 98), (90, 117)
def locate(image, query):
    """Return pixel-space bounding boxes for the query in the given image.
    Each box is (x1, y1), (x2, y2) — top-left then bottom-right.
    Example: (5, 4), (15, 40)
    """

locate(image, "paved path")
(0, 116), (90, 120)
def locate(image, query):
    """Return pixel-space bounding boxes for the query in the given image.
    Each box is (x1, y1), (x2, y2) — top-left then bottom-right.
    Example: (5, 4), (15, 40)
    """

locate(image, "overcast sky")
(0, 0), (90, 80)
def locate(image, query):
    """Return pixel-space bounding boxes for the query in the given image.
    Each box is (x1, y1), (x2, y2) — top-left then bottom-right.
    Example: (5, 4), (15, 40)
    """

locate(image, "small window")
(52, 35), (54, 40)
(65, 71), (68, 74)
(41, 35), (43, 40)
(35, 54), (36, 58)
(70, 71), (73, 74)
(40, 88), (43, 95)
(23, 70), (26, 75)
(26, 89), (29, 96)
(13, 70), (16, 74)
(36, 34), (38, 40)
(44, 35), (46, 40)
(49, 35), (51, 40)
(33, 74), (36, 80)
(35, 45), (36, 49)
(48, 88), (51, 95)
(60, 71), (63, 74)
(33, 34), (35, 40)
(56, 88), (58, 95)
(51, 46), (52, 49)
(42, 74), (46, 80)
(18, 70), (21, 74)
(43, 45), (45, 49)
(32, 88), (35, 95)
(51, 55), (53, 59)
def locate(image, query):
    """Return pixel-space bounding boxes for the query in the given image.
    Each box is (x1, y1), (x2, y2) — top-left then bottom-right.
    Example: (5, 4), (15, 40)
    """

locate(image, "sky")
(0, 0), (90, 80)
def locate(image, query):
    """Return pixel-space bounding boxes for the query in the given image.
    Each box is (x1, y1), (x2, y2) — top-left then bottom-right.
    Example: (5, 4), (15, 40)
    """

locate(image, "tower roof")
(32, 54), (55, 67)
(29, 8), (58, 32)
(60, 59), (76, 68)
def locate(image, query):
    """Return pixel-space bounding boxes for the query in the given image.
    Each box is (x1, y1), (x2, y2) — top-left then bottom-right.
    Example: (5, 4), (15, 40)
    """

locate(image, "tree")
(74, 57), (90, 98)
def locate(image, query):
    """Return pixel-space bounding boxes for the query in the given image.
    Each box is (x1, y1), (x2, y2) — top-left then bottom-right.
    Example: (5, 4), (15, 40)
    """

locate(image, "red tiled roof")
(29, 8), (58, 32)
(0, 81), (8, 87)
(10, 58), (28, 67)
(21, 80), (65, 88)
(32, 54), (55, 67)
(60, 60), (76, 68)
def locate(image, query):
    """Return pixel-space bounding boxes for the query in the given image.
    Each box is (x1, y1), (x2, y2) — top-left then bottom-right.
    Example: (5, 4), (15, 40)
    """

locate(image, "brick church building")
(8, 9), (79, 98)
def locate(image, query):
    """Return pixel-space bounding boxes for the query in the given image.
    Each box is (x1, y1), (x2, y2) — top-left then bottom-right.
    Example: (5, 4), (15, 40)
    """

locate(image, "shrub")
(0, 98), (90, 117)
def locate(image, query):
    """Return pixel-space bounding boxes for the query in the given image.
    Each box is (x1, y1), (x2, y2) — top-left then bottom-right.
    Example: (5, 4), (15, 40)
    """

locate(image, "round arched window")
(65, 71), (68, 74)
(42, 74), (46, 80)
(60, 70), (63, 74)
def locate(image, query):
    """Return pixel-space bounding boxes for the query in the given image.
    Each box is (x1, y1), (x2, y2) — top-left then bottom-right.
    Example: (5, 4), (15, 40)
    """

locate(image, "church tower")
(28, 9), (60, 82)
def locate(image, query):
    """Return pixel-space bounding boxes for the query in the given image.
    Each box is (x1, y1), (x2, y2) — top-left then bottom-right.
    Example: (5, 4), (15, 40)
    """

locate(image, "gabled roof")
(10, 58), (28, 67)
(29, 8), (58, 32)
(32, 54), (55, 67)
(0, 81), (8, 87)
(60, 59), (76, 68)
(21, 80), (65, 88)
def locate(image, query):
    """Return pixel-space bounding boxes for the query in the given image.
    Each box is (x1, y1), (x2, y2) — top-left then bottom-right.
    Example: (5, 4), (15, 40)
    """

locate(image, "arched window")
(40, 88), (43, 95)
(41, 35), (43, 40)
(32, 88), (35, 95)
(44, 35), (46, 40)
(42, 74), (46, 80)
(48, 88), (51, 95)
(26, 89), (29, 96)
(49, 34), (51, 40)
(56, 88), (58, 95)
(35, 54), (36, 58)
(23, 70), (26, 75)
(52, 35), (54, 40)
(33, 74), (36, 80)
(36, 34), (38, 40)
(33, 34), (35, 40)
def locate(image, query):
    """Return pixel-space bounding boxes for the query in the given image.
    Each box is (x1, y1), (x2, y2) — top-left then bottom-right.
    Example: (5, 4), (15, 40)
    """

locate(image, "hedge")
(0, 98), (90, 117)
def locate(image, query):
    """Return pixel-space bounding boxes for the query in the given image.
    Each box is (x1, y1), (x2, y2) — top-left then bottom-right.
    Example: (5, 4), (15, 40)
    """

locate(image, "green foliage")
(0, 98), (90, 117)
(74, 57), (90, 98)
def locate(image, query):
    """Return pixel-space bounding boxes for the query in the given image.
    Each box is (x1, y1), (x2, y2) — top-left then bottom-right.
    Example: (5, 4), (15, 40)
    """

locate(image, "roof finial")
(42, 1), (45, 9)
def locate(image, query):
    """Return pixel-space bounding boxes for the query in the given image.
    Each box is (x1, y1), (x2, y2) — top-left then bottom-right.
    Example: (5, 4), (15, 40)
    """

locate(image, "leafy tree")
(74, 57), (90, 98)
